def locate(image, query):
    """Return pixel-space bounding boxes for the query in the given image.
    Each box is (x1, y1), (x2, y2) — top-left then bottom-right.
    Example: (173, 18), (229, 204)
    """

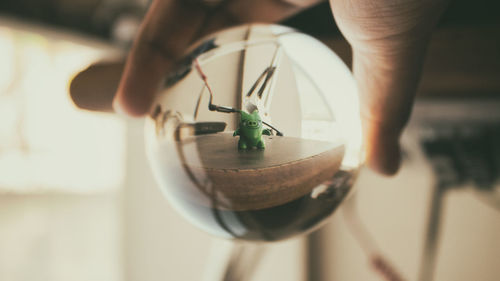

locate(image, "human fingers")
(113, 0), (211, 116)
(70, 60), (124, 112)
(354, 48), (428, 175)
(113, 0), (322, 117)
(330, 0), (450, 175)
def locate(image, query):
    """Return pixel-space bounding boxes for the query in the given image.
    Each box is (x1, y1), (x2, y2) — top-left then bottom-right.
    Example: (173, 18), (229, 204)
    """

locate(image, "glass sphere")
(145, 24), (363, 242)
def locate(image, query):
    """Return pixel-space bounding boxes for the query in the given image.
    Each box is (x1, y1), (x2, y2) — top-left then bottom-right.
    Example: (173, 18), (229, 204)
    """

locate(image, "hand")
(330, 0), (449, 174)
(79, 0), (450, 176)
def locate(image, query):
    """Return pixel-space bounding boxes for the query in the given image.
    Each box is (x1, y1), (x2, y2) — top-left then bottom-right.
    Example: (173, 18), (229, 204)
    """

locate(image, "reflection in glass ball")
(145, 24), (363, 241)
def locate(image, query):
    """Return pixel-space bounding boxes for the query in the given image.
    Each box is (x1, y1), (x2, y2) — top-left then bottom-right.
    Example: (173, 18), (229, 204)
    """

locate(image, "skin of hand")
(330, 0), (450, 175)
(113, 0), (449, 175)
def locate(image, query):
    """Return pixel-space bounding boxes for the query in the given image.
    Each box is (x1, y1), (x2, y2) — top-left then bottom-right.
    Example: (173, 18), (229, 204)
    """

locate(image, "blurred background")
(0, 0), (499, 280)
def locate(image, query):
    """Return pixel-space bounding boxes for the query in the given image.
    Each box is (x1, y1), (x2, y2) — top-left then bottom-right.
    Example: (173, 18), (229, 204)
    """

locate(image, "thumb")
(353, 46), (428, 175)
(330, 0), (450, 175)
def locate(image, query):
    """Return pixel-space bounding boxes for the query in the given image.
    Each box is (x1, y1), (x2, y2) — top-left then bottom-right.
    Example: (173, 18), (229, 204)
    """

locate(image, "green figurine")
(233, 110), (272, 149)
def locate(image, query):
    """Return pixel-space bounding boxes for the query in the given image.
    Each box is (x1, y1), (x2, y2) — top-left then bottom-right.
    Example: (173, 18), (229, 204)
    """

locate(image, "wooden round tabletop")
(177, 133), (345, 211)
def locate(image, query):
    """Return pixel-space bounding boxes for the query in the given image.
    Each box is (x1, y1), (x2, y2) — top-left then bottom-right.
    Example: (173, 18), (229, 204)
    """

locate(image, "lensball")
(145, 24), (363, 241)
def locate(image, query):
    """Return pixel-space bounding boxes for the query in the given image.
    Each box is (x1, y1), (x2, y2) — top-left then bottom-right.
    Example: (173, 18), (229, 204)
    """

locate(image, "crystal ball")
(145, 24), (363, 241)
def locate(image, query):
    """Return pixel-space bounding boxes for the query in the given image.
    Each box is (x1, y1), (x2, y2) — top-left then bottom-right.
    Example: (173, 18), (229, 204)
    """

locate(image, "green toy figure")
(233, 110), (272, 149)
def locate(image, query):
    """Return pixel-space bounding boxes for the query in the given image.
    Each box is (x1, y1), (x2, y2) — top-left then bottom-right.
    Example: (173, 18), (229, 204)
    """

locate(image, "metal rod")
(222, 242), (265, 281)
(418, 183), (446, 281)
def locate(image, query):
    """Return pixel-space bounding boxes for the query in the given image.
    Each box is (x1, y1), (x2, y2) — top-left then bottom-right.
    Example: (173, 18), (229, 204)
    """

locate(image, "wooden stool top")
(178, 133), (345, 211)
